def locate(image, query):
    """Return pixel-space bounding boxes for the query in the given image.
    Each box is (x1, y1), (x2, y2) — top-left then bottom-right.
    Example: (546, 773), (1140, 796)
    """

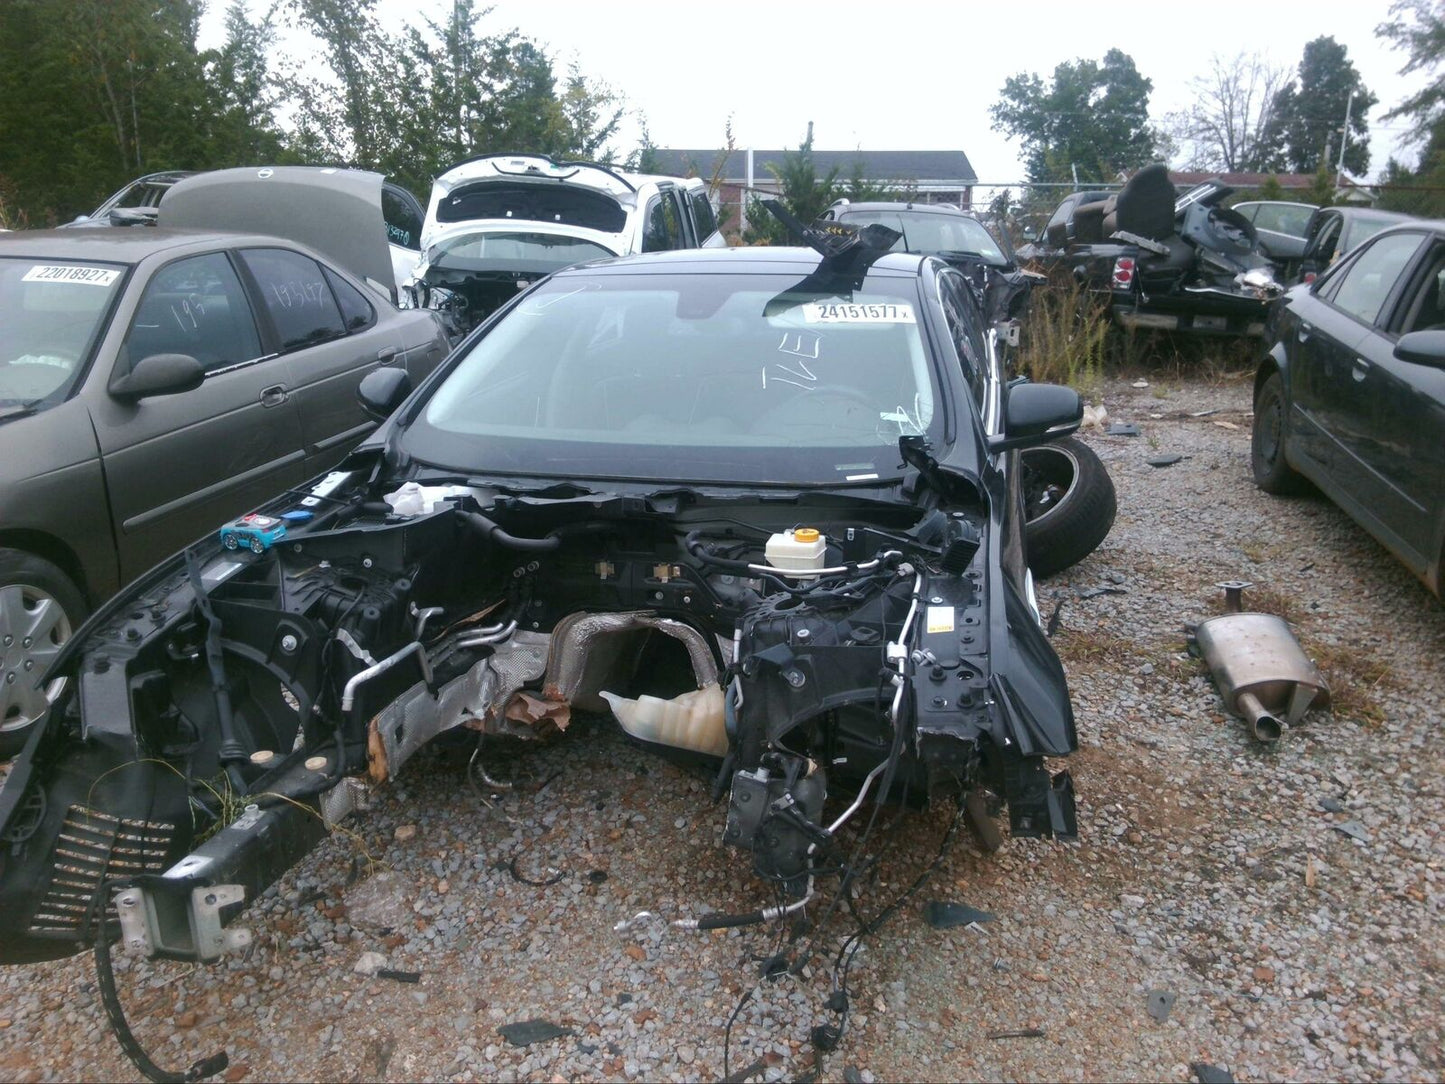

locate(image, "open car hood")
(159, 167), (399, 301)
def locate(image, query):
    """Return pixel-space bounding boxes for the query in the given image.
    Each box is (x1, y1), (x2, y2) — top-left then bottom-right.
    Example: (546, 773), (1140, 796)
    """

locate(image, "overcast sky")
(203, 0), (1429, 186)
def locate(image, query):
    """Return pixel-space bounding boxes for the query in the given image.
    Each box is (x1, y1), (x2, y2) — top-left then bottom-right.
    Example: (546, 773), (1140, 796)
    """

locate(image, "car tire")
(1251, 372), (1308, 495)
(0, 549), (86, 760)
(1022, 437), (1118, 579)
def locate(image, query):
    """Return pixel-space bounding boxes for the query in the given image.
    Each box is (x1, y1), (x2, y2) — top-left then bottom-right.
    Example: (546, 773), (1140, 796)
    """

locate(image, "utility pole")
(1335, 91), (1355, 193)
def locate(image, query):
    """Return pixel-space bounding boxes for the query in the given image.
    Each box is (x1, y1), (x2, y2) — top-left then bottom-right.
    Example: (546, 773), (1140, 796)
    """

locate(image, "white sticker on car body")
(22, 264), (121, 287)
(803, 302), (914, 324)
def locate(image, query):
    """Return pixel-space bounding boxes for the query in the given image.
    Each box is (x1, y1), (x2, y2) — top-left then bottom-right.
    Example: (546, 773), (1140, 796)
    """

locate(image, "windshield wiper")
(0, 401), (39, 422)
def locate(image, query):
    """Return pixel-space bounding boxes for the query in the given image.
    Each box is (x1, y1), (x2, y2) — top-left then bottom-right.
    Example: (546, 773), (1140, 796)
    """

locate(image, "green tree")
(204, 0), (291, 165)
(1377, 0), (1445, 146)
(0, 0), (220, 223)
(742, 126), (841, 244)
(1257, 175), (1285, 201)
(991, 50), (1157, 183)
(1374, 1), (1445, 217)
(1265, 37), (1376, 174)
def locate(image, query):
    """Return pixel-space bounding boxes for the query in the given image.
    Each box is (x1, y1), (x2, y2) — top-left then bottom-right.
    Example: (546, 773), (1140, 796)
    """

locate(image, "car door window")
(240, 248), (347, 351)
(937, 270), (986, 403)
(382, 184), (423, 251)
(670, 190), (696, 247)
(124, 252), (262, 375)
(1329, 233), (1423, 327)
(641, 196), (682, 252)
(324, 267), (375, 332)
(1399, 249), (1445, 334)
(690, 190), (718, 239)
(1311, 216), (1342, 264)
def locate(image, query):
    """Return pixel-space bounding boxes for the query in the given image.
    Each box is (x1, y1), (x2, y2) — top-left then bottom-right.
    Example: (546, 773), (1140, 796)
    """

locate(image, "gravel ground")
(1, 371), (1441, 1083)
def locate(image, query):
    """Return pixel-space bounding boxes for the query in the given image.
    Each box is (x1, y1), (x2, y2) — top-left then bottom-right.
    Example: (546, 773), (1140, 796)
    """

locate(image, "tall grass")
(1015, 275), (1109, 394)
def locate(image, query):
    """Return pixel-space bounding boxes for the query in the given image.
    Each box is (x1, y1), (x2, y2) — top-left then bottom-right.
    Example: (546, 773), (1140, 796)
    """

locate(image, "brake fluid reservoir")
(765, 527), (827, 572)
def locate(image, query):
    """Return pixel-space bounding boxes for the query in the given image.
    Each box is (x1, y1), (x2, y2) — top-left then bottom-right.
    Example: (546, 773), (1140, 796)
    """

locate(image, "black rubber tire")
(1251, 371), (1309, 495)
(1021, 436), (1118, 579)
(0, 549), (87, 760)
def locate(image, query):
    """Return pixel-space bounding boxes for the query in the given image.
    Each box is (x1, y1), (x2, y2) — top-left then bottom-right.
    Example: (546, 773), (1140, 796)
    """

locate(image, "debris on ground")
(1332, 820), (1371, 842)
(1147, 454), (1184, 468)
(1107, 423), (1141, 437)
(923, 901), (996, 929)
(1191, 1062), (1236, 1084)
(987, 1028), (1046, 1040)
(1146, 989), (1176, 1021)
(376, 968), (421, 984)
(498, 1019), (574, 1047)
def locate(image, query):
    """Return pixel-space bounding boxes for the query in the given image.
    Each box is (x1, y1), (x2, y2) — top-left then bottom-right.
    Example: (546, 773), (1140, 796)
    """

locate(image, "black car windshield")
(0, 256), (125, 406)
(428, 232), (616, 272)
(404, 270), (943, 485)
(838, 211), (1008, 266)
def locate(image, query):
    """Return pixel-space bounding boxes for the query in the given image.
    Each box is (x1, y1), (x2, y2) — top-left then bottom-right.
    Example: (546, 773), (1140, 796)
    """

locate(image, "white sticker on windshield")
(804, 302), (914, 324)
(22, 264), (120, 287)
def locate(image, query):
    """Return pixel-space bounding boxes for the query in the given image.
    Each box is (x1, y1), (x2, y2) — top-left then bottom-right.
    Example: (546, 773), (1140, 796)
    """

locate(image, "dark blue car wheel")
(1251, 371), (1308, 495)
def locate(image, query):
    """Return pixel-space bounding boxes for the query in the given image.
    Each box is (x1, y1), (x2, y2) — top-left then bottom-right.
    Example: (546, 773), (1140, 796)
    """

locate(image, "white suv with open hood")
(407, 154), (725, 337)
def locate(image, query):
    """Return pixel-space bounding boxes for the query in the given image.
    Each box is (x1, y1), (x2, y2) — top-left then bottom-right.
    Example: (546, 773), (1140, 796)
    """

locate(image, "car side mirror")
(109, 353), (205, 401)
(989, 382), (1082, 452)
(357, 366), (411, 421)
(1394, 329), (1445, 368)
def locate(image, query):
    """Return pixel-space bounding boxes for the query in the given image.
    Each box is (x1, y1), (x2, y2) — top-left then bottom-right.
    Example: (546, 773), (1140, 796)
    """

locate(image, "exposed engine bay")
(0, 451), (1077, 975)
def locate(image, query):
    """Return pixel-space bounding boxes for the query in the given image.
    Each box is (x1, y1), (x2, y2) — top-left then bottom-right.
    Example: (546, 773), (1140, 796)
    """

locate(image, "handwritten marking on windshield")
(777, 332), (820, 359)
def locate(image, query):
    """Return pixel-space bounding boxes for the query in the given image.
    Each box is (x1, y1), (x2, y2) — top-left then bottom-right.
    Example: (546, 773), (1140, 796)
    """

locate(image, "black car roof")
(553, 246), (928, 277)
(0, 227), (303, 264)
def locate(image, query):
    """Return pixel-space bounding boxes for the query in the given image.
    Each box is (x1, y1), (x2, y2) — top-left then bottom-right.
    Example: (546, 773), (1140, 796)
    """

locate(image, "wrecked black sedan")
(0, 238), (1082, 997)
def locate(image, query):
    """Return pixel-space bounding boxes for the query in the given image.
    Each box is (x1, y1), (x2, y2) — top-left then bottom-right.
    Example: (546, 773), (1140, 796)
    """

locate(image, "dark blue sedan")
(1251, 221), (1445, 596)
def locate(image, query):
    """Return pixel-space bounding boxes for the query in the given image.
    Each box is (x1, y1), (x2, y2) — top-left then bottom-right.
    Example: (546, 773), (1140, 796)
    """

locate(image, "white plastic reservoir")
(765, 527), (827, 572)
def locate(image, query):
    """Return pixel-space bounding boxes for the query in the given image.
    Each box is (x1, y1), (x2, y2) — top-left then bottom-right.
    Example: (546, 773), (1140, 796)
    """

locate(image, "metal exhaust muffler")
(1193, 581), (1330, 742)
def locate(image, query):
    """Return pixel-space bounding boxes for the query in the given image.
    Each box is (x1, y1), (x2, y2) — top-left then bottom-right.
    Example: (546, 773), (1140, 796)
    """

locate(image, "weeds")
(1016, 275), (1108, 394)
(1303, 640), (1391, 727)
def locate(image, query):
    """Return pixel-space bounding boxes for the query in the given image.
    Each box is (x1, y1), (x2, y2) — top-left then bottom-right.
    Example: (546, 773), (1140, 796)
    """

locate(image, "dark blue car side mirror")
(357, 366), (411, 421)
(1394, 329), (1445, 369)
(989, 383), (1083, 452)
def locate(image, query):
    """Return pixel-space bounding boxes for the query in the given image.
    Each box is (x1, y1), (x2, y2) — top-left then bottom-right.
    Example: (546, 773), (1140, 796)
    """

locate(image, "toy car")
(219, 513), (287, 553)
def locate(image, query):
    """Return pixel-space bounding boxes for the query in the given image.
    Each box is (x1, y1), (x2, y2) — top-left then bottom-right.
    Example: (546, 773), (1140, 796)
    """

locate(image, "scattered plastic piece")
(988, 1028), (1045, 1039)
(1333, 820), (1370, 842)
(280, 509), (313, 522)
(1146, 989), (1176, 1021)
(376, 968), (421, 984)
(1190, 409), (1218, 418)
(1132, 379), (1149, 388)
(924, 901), (996, 929)
(1212, 420), (1240, 430)
(1147, 454), (1184, 467)
(1078, 586), (1128, 600)
(1107, 423), (1141, 437)
(498, 1019), (574, 1047)
(1191, 1062), (1236, 1084)
(1319, 797), (1345, 813)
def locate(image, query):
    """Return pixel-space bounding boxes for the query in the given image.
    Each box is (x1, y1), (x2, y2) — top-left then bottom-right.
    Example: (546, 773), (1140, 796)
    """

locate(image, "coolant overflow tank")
(1195, 611), (1330, 742)
(766, 527), (827, 572)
